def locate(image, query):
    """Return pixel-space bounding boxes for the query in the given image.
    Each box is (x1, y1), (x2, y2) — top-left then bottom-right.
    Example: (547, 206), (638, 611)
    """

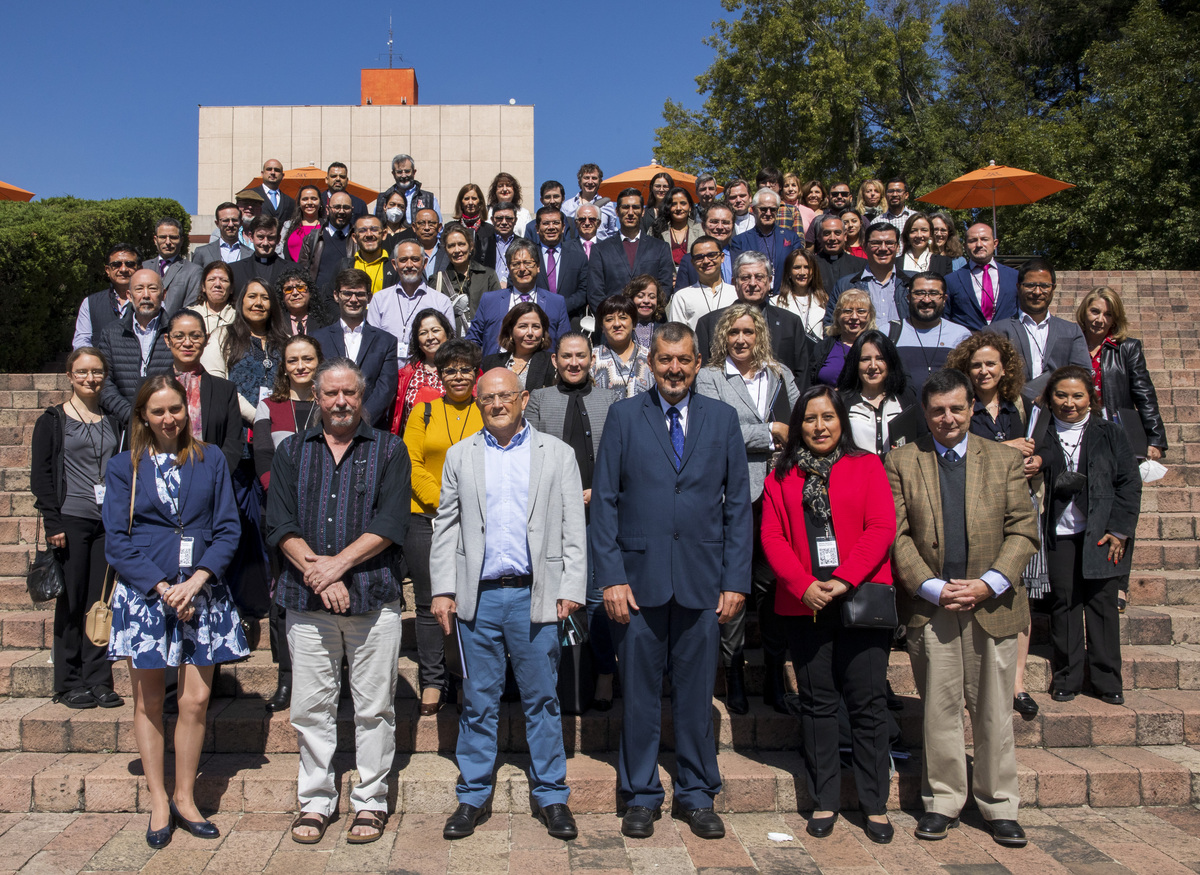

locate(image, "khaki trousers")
(908, 607), (1019, 820)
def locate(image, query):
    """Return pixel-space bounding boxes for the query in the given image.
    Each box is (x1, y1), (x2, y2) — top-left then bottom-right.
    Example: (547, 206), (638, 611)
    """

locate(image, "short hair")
(755, 167), (783, 189)
(836, 330), (908, 398)
(488, 172), (523, 208)
(617, 187), (644, 207)
(817, 213), (844, 233)
(554, 331), (592, 355)
(155, 217), (182, 235)
(65, 346), (108, 376)
(886, 177), (908, 191)
(945, 331), (1026, 403)
(247, 215), (279, 236)
(1018, 257), (1057, 287)
(539, 180), (565, 199)
(1041, 365), (1101, 414)
(623, 274), (666, 322)
(407, 307), (455, 362)
(865, 220), (900, 241)
(921, 366), (974, 408)
(441, 222), (476, 253)
(908, 270), (947, 293)
(269, 335), (324, 402)
(213, 202), (238, 219)
(708, 303), (780, 375)
(491, 200), (517, 217)
(723, 178), (750, 197)
(504, 238), (538, 269)
(391, 153), (414, 167)
(649, 321), (699, 359)
(775, 386), (864, 481)
(733, 250), (773, 281)
(1075, 286), (1129, 343)
(828, 289), (877, 338)
(200, 259), (234, 291)
(690, 234), (719, 254)
(435, 338), (483, 372)
(334, 268), (371, 292)
(596, 293), (639, 327)
(703, 202), (734, 221)
(312, 356), (365, 397)
(535, 204), (565, 223)
(497, 302), (551, 354)
(577, 163), (602, 183)
(327, 161), (348, 174)
(166, 308), (207, 337)
(751, 188), (780, 207)
(354, 213), (382, 231)
(695, 173), (716, 188)
(106, 242), (140, 262)
(829, 180), (851, 193)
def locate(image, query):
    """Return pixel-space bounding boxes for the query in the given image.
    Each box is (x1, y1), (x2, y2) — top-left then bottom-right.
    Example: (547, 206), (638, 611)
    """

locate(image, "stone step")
(1137, 512), (1200, 541)
(1132, 539), (1200, 571)
(1129, 570), (1200, 606)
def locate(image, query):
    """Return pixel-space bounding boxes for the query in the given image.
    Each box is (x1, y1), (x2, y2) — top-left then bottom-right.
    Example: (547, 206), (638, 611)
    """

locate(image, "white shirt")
(666, 282), (738, 329)
(1053, 414), (1089, 536)
(773, 293), (826, 343)
(508, 288), (539, 310)
(733, 213), (756, 235)
(846, 394), (906, 456)
(1019, 310), (1051, 376)
(342, 318), (365, 362)
(657, 390), (690, 436)
(725, 358), (769, 419)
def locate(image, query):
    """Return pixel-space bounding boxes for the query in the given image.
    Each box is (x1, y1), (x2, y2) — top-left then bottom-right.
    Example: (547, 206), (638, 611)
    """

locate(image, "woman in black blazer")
(480, 301), (556, 389)
(1036, 366), (1141, 705)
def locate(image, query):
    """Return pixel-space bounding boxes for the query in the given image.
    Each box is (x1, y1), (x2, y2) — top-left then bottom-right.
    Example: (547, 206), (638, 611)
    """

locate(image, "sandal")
(346, 809), (388, 844)
(291, 811), (332, 844)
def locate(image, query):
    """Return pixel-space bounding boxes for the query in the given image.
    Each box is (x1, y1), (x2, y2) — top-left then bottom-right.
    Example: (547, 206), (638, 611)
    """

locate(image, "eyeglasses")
(910, 291), (945, 300)
(692, 251), (721, 262)
(169, 332), (206, 344)
(338, 289), (370, 299)
(509, 260), (538, 269)
(755, 207), (778, 214)
(1020, 282), (1053, 291)
(576, 216), (599, 223)
(440, 366), (475, 377)
(478, 391), (521, 405)
(282, 284), (308, 294)
(107, 260), (137, 269)
(868, 241), (898, 249)
(71, 369), (105, 378)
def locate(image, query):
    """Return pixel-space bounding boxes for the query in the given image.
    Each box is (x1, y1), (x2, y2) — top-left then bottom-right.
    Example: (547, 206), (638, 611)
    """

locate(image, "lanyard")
(68, 401), (107, 484)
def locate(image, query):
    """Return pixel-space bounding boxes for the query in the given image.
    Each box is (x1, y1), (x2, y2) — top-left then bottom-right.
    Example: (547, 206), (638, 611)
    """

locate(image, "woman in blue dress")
(104, 375), (249, 849)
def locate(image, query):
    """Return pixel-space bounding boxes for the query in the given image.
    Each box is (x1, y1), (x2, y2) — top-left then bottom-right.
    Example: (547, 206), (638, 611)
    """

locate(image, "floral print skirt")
(108, 579), (251, 669)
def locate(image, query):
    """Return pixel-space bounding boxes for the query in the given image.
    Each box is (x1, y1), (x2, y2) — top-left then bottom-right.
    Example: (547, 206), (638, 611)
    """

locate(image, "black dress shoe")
(61, 688), (97, 710)
(1013, 692), (1039, 716)
(915, 811), (959, 840)
(266, 674), (292, 712)
(443, 802), (490, 839)
(806, 812), (838, 838)
(865, 818), (894, 844)
(1051, 689), (1077, 702)
(620, 805), (661, 838)
(533, 802), (578, 840)
(146, 814), (174, 849)
(170, 801), (219, 838)
(725, 664), (749, 715)
(671, 800), (725, 839)
(92, 686), (124, 708)
(986, 819), (1027, 847)
(1099, 692), (1125, 705)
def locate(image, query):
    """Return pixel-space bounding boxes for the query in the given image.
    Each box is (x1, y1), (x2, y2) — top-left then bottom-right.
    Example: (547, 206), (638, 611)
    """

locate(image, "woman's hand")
(770, 422), (789, 448)
(1003, 437), (1036, 457)
(826, 578), (851, 599)
(1099, 533), (1128, 565)
(47, 533), (67, 549)
(1147, 446), (1163, 462)
(582, 489), (592, 507)
(163, 571), (209, 613)
(801, 580), (835, 613)
(1023, 454), (1042, 480)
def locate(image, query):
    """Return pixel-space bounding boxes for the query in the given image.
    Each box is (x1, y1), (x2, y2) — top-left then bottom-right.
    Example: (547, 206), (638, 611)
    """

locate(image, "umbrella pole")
(992, 191), (998, 245)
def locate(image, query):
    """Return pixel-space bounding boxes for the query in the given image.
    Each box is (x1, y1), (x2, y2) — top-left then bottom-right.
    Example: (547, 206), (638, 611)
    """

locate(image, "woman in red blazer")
(761, 385), (897, 845)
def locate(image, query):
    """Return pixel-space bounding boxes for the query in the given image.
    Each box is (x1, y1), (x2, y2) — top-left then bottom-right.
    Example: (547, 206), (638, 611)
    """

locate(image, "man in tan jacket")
(885, 368), (1038, 848)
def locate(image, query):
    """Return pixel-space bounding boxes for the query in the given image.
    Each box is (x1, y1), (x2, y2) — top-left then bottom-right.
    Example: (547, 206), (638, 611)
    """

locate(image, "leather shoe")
(865, 817), (894, 844)
(145, 814), (174, 849)
(60, 688), (97, 710)
(443, 802), (490, 839)
(92, 686), (124, 708)
(620, 805), (661, 839)
(725, 664), (749, 715)
(986, 819), (1027, 847)
(915, 811), (959, 840)
(806, 812), (838, 838)
(1051, 689), (1077, 702)
(170, 801), (219, 838)
(671, 800), (725, 839)
(1099, 691), (1125, 705)
(533, 802), (577, 840)
(265, 674), (291, 712)
(1013, 692), (1039, 716)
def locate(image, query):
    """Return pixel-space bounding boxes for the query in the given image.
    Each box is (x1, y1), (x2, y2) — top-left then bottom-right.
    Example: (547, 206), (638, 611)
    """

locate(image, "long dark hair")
(646, 172), (675, 211)
(774, 385), (864, 481)
(836, 330), (908, 398)
(283, 184), (325, 230)
(224, 279), (290, 367)
(652, 187), (695, 236)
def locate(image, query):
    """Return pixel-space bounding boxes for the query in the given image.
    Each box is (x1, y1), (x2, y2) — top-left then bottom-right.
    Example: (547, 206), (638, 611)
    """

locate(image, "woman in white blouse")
(775, 248), (827, 344)
(836, 330), (918, 456)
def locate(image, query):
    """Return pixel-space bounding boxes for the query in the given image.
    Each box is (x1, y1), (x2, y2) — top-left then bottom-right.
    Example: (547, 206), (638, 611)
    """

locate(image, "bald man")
(944, 223), (1020, 330)
(97, 269), (174, 421)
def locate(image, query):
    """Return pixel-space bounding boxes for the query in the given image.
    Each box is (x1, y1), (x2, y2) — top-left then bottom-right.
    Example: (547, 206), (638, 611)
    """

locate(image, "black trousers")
(1046, 533), (1122, 695)
(721, 498), (786, 666)
(54, 515), (114, 693)
(786, 608), (891, 815)
(405, 513), (448, 693)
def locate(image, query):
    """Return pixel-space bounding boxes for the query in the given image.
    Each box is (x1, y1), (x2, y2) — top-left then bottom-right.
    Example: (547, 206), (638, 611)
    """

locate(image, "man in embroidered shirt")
(366, 241), (457, 364)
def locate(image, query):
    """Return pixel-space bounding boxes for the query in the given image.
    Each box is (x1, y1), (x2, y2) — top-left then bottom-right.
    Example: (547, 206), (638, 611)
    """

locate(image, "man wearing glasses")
(298, 191), (357, 296)
(825, 222), (910, 326)
(574, 203), (602, 260)
(192, 203), (253, 268)
(466, 240), (571, 356)
(804, 181), (855, 247)
(73, 244), (140, 348)
(674, 203), (737, 290)
(411, 208), (447, 281)
(341, 215), (398, 294)
(893, 272), (973, 394)
(729, 189), (801, 294)
(481, 203), (520, 286)
(994, 258), (1091, 386)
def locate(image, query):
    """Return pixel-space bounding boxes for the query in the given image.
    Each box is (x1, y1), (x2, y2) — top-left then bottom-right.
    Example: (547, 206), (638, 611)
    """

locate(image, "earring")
(142, 422), (149, 427)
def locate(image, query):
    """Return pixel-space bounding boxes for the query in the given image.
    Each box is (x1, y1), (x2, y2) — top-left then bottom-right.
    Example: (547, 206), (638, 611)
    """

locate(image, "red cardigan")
(761, 452), (896, 617)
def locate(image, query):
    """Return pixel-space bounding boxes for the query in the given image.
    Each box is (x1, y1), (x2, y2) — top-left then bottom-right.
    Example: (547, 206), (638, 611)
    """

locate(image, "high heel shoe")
(170, 801), (220, 839)
(146, 813), (174, 849)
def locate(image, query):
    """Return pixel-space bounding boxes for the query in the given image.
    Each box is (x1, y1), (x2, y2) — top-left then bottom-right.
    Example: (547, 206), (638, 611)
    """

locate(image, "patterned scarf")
(793, 446), (843, 523)
(174, 368), (204, 440)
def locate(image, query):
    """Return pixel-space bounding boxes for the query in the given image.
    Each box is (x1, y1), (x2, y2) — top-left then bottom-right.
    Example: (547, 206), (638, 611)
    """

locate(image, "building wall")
(196, 103), (534, 220)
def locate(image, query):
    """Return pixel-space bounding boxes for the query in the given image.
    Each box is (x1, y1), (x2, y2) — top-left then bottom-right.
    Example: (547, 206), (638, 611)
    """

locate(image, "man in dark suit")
(532, 206), (589, 319)
(523, 181), (578, 240)
(825, 222), (910, 326)
(994, 258), (1091, 390)
(231, 216), (288, 294)
(192, 203), (252, 268)
(309, 269), (398, 428)
(590, 322), (752, 841)
(695, 251), (812, 392)
(586, 188), (674, 310)
(252, 159), (295, 221)
(144, 218), (201, 316)
(813, 214), (868, 294)
(728, 189), (801, 293)
(466, 240), (571, 356)
(674, 203), (736, 289)
(944, 223), (1019, 330)
(321, 162), (368, 224)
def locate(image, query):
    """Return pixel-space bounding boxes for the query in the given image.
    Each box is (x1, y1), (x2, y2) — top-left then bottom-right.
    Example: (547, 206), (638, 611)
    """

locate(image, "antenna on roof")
(388, 13), (395, 68)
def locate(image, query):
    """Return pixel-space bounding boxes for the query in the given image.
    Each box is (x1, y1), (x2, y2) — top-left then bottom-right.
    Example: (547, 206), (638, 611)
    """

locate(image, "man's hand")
(944, 578), (993, 610)
(582, 489), (592, 507)
(432, 596), (457, 635)
(557, 599), (582, 621)
(604, 584), (639, 624)
(1099, 533), (1128, 564)
(1023, 454), (1042, 480)
(717, 591), (745, 624)
(769, 422), (789, 448)
(320, 581), (351, 614)
(303, 553), (349, 593)
(1147, 446), (1163, 462)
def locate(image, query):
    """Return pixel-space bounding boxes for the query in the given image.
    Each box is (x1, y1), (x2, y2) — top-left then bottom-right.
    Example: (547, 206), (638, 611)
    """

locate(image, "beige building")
(195, 76), (534, 224)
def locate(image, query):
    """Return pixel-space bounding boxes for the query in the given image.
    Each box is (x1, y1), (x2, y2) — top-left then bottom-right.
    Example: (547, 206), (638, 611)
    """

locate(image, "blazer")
(1097, 337), (1167, 452)
(467, 221), (498, 269)
(523, 215), (577, 242)
(589, 390), (753, 610)
(825, 267), (912, 326)
(655, 219), (705, 262)
(944, 261), (1020, 330)
(199, 372), (245, 473)
(884, 434), (1039, 638)
(143, 257), (201, 316)
(586, 233), (675, 310)
(431, 263), (502, 322)
(480, 350), (556, 390)
(760, 453), (896, 617)
(427, 427), (587, 624)
(695, 303), (812, 393)
(900, 253), (954, 280)
(464, 289), (571, 357)
(534, 238), (591, 317)
(525, 382), (622, 458)
(191, 241), (252, 268)
(253, 185), (295, 221)
(815, 251), (867, 298)
(103, 448), (241, 597)
(729, 226), (803, 293)
(694, 365), (800, 500)
(308, 321), (400, 427)
(994, 314), (1092, 385)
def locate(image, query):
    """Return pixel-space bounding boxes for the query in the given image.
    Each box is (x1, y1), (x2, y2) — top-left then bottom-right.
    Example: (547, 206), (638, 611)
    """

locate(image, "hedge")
(0, 197), (192, 372)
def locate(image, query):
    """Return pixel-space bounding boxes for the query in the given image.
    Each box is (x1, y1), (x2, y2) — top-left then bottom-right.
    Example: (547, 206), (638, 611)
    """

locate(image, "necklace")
(909, 320), (944, 375)
(443, 399), (475, 444)
(509, 355), (530, 375)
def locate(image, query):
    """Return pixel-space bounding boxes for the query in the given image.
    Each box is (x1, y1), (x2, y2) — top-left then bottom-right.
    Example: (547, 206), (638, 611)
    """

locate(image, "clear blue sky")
(0, 0), (729, 212)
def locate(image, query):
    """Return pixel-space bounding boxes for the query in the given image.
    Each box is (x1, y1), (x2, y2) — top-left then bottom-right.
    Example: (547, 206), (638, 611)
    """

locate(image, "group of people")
(32, 159), (1162, 850)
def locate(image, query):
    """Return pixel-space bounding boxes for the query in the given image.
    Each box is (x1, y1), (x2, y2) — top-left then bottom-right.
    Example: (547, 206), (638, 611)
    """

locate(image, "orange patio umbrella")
(241, 165), (378, 204)
(0, 180), (35, 202)
(598, 163), (722, 202)
(916, 161), (1074, 236)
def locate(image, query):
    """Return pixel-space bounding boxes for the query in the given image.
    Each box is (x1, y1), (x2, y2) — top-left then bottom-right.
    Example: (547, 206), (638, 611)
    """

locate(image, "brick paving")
(0, 805), (1198, 873)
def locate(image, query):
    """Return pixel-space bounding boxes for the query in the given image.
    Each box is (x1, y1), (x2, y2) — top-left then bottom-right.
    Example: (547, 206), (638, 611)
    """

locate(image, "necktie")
(944, 448), (959, 463)
(546, 247), (558, 296)
(980, 264), (996, 322)
(159, 258), (169, 277)
(519, 292), (532, 303)
(268, 188), (278, 209)
(583, 240), (593, 258)
(667, 407), (684, 470)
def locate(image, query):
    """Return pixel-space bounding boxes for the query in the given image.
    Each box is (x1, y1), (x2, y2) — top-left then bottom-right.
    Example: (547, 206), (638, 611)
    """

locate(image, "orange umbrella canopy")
(916, 163), (1074, 210)
(598, 164), (723, 202)
(241, 165), (378, 204)
(0, 180), (35, 202)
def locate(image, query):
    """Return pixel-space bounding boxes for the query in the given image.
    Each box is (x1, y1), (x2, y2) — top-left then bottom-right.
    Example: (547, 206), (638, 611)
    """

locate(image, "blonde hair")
(1075, 286), (1129, 343)
(707, 303), (783, 376)
(856, 179), (884, 214)
(827, 289), (877, 338)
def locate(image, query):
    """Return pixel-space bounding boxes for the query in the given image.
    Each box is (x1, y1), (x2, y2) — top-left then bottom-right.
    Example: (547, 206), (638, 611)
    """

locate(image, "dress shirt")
(508, 288), (538, 309)
(366, 282), (456, 364)
(494, 235), (515, 285)
(423, 243), (441, 279)
(656, 390), (691, 435)
(733, 213), (756, 235)
(72, 290), (130, 349)
(666, 281), (738, 329)
(480, 422), (533, 579)
(720, 249), (733, 284)
(342, 318), (364, 362)
(916, 434), (1012, 604)
(864, 268), (900, 323)
(218, 240), (244, 263)
(1019, 310), (1051, 376)
(562, 194), (619, 240)
(725, 358), (770, 418)
(971, 260), (998, 316)
(132, 315), (161, 376)
(263, 186), (281, 211)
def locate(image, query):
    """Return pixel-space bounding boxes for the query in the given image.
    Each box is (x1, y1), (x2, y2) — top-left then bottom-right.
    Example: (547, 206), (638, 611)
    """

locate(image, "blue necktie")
(943, 449), (958, 463)
(667, 406), (684, 470)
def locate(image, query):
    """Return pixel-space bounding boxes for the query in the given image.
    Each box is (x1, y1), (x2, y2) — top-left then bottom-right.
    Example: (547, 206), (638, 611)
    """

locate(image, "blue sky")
(0, 0), (729, 212)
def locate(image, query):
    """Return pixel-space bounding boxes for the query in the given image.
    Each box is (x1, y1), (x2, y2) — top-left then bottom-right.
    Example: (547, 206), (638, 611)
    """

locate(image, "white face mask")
(385, 207), (405, 224)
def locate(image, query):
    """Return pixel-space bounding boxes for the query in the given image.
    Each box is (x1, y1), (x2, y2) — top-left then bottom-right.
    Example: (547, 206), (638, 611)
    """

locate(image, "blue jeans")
(456, 584), (569, 807)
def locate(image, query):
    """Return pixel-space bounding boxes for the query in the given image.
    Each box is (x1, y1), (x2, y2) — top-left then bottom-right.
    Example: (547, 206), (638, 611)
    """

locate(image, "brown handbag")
(84, 468), (135, 647)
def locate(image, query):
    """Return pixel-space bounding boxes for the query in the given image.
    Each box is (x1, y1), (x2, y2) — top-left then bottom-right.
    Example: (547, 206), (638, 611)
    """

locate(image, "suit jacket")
(321, 190), (368, 223)
(308, 321), (399, 427)
(534, 238), (590, 317)
(253, 185), (295, 221)
(523, 214), (577, 242)
(191, 241), (252, 268)
(427, 427), (586, 624)
(143, 257), (201, 316)
(103, 448), (240, 596)
(825, 267), (912, 326)
(884, 434), (1039, 638)
(994, 314), (1091, 386)
(199, 372), (245, 472)
(695, 303), (812, 393)
(589, 389), (753, 609)
(464, 289), (571, 357)
(944, 261), (1020, 330)
(468, 221), (498, 269)
(586, 233), (675, 310)
(525, 385), (622, 454)
(480, 350), (556, 390)
(729, 226), (803, 293)
(693, 365), (800, 500)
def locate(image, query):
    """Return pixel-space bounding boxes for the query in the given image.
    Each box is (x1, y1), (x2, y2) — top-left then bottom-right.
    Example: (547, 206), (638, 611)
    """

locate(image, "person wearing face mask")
(1034, 366), (1140, 708)
(375, 154), (440, 223)
(73, 243), (140, 349)
(379, 189), (417, 254)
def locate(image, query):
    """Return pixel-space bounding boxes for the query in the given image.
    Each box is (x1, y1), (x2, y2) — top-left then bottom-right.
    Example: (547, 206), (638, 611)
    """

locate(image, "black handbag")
(556, 612), (594, 715)
(26, 516), (66, 603)
(840, 582), (897, 629)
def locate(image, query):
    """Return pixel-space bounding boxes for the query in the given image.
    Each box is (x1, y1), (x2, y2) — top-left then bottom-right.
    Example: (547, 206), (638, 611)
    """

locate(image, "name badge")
(258, 386), (272, 403)
(179, 536), (195, 568)
(816, 536), (840, 568)
(93, 484), (106, 506)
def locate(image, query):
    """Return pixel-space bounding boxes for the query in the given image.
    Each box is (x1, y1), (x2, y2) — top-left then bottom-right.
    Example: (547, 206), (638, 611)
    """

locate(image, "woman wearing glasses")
(811, 291), (875, 387)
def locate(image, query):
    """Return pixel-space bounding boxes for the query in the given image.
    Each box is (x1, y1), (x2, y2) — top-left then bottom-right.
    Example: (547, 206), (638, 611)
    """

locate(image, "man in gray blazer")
(192, 203), (252, 267)
(430, 368), (586, 842)
(143, 217), (201, 316)
(994, 258), (1091, 395)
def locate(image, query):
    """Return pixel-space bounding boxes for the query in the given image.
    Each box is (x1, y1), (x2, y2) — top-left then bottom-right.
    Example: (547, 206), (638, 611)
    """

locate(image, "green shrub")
(0, 197), (191, 372)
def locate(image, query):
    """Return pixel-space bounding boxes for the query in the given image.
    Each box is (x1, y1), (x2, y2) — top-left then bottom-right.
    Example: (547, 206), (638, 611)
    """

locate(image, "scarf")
(794, 446), (843, 523)
(460, 212), (482, 230)
(174, 367), (204, 440)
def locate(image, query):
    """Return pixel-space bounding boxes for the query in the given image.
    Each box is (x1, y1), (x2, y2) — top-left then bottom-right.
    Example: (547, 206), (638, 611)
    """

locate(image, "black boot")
(266, 671), (291, 712)
(763, 659), (788, 714)
(725, 661), (749, 715)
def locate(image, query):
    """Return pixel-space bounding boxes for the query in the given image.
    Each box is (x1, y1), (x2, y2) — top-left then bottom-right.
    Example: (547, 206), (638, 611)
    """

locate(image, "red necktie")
(980, 264), (995, 321)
